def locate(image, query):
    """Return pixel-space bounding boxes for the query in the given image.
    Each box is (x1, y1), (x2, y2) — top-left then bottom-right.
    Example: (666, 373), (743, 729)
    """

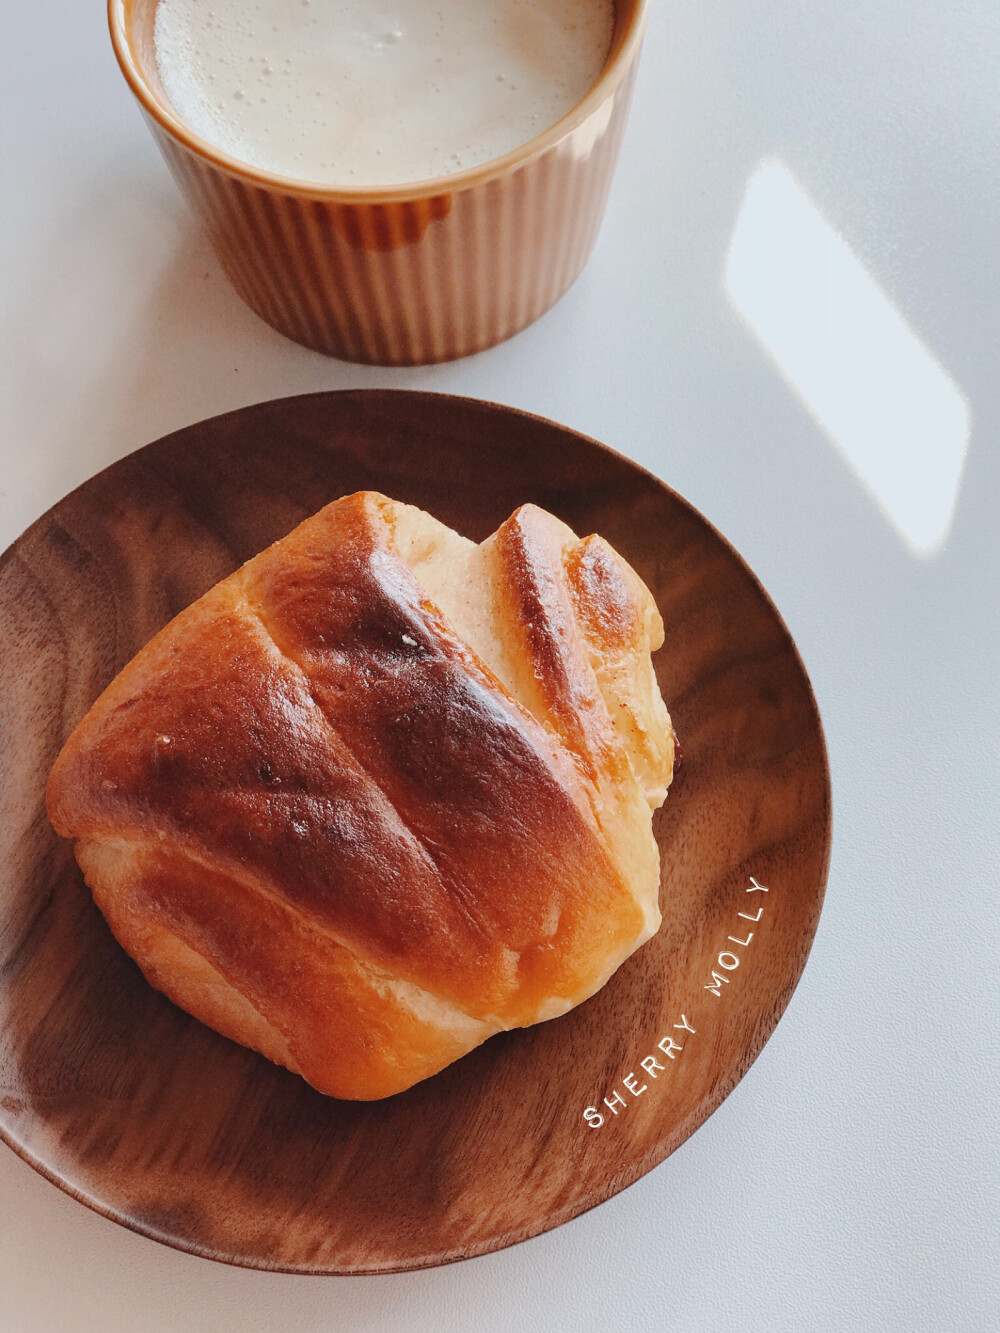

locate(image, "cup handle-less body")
(110, 0), (647, 366)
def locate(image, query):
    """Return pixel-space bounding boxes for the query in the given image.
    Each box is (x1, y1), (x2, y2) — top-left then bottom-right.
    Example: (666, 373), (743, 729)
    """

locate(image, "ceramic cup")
(109, 0), (648, 366)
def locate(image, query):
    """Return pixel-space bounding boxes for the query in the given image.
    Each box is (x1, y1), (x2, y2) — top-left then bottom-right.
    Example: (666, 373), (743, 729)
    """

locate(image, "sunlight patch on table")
(725, 159), (970, 556)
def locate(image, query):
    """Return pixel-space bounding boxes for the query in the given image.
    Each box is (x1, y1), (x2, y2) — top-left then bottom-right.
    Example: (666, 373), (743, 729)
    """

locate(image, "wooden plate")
(0, 391), (830, 1273)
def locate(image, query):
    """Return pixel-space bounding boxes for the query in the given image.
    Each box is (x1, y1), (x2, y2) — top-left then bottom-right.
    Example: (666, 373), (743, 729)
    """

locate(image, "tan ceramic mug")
(109, 0), (648, 366)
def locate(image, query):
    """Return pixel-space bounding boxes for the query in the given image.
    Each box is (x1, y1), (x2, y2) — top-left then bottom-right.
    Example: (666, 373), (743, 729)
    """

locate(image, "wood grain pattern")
(0, 391), (830, 1273)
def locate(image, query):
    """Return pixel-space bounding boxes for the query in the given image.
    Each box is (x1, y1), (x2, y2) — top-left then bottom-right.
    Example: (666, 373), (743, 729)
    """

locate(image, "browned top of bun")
(48, 494), (672, 1073)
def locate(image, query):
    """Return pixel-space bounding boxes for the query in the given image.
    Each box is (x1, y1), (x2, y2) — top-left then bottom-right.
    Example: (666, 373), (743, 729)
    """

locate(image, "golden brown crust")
(493, 504), (629, 787)
(78, 837), (490, 1100)
(566, 532), (674, 809)
(47, 492), (673, 1099)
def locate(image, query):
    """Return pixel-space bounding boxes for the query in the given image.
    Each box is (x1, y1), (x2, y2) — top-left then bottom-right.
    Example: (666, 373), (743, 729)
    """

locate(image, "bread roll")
(47, 493), (674, 1099)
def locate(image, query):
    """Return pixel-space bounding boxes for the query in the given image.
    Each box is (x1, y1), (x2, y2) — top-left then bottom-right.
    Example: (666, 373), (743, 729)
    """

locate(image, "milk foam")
(154, 0), (615, 187)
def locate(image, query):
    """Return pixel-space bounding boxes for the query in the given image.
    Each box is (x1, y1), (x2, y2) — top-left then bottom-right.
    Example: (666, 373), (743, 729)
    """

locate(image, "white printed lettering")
(586, 882), (772, 1125)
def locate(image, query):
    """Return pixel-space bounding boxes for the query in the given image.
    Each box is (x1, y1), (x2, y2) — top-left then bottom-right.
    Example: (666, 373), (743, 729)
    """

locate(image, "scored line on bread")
(47, 492), (675, 1099)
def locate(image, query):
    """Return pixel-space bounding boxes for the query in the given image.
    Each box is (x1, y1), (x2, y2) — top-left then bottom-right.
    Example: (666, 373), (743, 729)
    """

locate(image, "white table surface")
(2, 3), (998, 1330)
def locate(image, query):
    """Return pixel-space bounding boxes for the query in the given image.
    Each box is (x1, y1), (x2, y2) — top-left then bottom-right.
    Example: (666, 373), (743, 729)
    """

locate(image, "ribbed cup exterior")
(115, 2), (645, 366)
